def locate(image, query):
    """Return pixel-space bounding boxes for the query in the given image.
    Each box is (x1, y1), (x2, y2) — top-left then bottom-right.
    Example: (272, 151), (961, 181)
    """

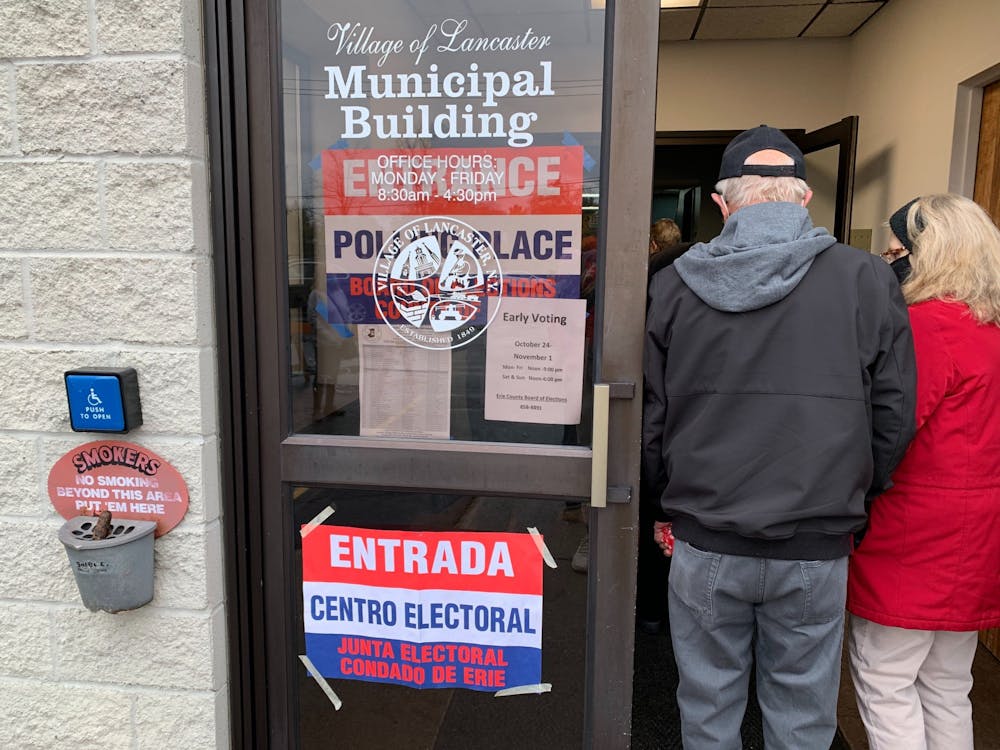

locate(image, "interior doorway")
(632, 120), (859, 750)
(975, 77), (1000, 662)
(636, 85), (1000, 750)
(974, 79), (1000, 226)
(648, 119), (858, 245)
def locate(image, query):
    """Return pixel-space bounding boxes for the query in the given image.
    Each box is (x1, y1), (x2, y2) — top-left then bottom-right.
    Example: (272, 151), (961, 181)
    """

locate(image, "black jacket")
(643, 243), (916, 559)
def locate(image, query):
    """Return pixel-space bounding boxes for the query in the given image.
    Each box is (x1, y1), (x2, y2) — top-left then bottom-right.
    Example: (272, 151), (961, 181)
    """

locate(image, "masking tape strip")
(526, 527), (557, 569)
(300, 505), (335, 538)
(299, 654), (343, 711)
(495, 683), (553, 698)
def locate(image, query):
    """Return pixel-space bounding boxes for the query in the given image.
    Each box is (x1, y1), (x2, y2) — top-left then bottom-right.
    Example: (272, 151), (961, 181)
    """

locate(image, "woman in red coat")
(847, 193), (1000, 750)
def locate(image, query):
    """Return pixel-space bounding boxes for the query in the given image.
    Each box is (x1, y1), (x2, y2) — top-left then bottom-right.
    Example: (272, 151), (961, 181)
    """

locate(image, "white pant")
(848, 615), (977, 750)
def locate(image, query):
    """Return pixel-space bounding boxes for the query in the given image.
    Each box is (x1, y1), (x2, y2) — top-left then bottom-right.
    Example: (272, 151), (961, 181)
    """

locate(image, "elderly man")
(643, 125), (916, 749)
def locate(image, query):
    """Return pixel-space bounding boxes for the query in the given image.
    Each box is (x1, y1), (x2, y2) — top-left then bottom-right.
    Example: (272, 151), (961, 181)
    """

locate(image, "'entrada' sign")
(302, 525), (543, 691)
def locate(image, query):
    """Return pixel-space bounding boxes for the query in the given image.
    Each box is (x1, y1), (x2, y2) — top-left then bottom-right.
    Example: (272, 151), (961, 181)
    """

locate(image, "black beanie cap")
(888, 198), (925, 252)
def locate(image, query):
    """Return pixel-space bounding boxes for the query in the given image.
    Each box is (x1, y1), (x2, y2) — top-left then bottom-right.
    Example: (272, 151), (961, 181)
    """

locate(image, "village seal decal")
(373, 216), (502, 350)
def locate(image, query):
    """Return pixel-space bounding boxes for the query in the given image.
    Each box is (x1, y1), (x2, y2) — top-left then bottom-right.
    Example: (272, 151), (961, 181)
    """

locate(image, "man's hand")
(653, 521), (675, 557)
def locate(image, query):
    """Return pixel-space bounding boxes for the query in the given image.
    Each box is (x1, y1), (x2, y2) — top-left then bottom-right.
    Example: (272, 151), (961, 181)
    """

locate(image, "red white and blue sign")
(302, 525), (543, 691)
(321, 145), (585, 333)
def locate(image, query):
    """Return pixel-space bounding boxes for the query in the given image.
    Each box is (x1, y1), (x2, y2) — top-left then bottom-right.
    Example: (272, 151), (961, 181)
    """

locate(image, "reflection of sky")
(293, 0), (607, 54)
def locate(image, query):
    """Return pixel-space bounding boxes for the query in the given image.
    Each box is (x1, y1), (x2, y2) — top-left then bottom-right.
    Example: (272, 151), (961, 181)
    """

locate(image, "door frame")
(794, 117), (859, 243)
(203, 1), (660, 747)
(950, 62), (1000, 197)
(655, 117), (859, 244)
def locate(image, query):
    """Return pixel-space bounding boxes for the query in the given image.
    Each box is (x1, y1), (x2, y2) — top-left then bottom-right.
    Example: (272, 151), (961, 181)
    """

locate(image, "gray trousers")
(668, 539), (848, 750)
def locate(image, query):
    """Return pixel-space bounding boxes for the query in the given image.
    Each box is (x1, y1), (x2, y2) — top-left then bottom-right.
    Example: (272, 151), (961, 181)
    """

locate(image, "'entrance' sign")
(302, 525), (544, 691)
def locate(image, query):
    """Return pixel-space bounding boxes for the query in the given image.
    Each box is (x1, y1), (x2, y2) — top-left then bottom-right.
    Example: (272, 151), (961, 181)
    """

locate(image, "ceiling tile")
(803, 1), (883, 36)
(466, 0), (584, 11)
(660, 9), (700, 41)
(696, 6), (821, 40)
(707, 0), (817, 6)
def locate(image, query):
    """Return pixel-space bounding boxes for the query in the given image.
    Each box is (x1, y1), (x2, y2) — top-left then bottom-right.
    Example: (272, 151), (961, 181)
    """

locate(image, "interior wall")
(656, 38), (850, 132)
(846, 0), (1000, 249)
(657, 2), (1000, 250)
(656, 38), (849, 235)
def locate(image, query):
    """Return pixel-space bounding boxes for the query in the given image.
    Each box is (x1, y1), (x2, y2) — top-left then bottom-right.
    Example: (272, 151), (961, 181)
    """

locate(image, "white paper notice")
(484, 297), (587, 425)
(358, 325), (451, 438)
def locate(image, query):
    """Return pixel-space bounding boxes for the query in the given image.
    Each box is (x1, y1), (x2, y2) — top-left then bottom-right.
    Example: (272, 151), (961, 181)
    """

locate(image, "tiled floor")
(630, 617), (1000, 749)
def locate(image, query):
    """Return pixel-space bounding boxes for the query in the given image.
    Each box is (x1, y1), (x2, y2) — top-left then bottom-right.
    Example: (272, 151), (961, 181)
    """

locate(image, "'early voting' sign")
(302, 525), (543, 691)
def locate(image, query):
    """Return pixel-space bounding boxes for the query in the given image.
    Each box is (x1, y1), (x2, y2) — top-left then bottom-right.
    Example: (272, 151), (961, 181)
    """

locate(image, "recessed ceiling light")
(593, 0), (699, 10)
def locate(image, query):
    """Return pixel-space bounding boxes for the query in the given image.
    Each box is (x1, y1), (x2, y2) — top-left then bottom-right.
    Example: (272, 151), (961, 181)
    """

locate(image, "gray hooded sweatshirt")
(673, 201), (836, 312)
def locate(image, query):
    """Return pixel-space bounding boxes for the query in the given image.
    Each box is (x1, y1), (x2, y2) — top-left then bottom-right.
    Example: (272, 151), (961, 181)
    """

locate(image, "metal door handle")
(591, 383), (610, 508)
(591, 382), (635, 508)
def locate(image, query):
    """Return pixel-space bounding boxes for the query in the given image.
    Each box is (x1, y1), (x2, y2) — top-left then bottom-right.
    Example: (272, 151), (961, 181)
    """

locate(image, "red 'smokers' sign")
(48, 440), (189, 537)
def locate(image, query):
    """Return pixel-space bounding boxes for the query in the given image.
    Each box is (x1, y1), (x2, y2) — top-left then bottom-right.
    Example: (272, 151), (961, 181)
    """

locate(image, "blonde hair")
(901, 193), (1000, 324)
(650, 218), (682, 253)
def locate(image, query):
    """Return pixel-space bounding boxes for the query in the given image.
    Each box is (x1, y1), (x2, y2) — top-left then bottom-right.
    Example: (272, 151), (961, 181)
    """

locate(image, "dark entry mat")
(630, 626), (849, 749)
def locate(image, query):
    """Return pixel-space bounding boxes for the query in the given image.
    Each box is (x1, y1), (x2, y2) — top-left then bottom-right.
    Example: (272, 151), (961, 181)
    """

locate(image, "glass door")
(233, 1), (659, 747)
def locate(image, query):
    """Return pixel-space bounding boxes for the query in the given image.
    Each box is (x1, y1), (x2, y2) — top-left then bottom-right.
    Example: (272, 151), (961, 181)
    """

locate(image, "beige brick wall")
(0, 1), (226, 748)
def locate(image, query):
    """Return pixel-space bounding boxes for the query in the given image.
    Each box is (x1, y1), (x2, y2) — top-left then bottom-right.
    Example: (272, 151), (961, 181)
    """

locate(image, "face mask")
(890, 254), (911, 284)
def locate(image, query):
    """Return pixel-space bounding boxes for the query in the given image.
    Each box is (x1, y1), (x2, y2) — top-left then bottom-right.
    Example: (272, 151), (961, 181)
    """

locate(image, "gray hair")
(715, 175), (811, 210)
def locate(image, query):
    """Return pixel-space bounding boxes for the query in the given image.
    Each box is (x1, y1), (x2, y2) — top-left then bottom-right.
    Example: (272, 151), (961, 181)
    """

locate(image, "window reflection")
(282, 0), (605, 445)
